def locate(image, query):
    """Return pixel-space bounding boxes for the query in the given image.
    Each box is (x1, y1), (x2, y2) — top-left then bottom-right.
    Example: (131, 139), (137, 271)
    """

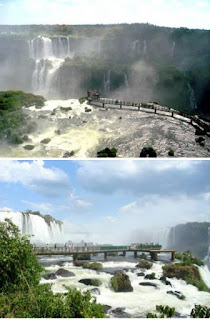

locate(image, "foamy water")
(40, 258), (210, 317)
(1, 99), (210, 158)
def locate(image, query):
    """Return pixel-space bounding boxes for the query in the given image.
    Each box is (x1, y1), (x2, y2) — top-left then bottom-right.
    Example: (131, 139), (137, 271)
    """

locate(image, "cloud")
(77, 160), (209, 197)
(104, 215), (116, 223)
(21, 200), (53, 214)
(0, 160), (71, 197)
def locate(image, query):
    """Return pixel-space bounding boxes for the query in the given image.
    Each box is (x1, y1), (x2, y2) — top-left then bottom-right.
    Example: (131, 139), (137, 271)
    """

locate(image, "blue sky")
(0, 0), (209, 29)
(0, 159), (209, 243)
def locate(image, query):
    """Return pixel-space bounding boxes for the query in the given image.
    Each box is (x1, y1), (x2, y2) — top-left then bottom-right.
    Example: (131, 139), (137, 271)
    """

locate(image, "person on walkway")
(64, 243), (67, 252)
(54, 243), (57, 252)
(45, 243), (49, 251)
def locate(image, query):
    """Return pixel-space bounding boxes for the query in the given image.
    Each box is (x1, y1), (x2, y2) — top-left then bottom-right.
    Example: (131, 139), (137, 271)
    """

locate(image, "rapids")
(40, 255), (210, 318)
(1, 99), (210, 158)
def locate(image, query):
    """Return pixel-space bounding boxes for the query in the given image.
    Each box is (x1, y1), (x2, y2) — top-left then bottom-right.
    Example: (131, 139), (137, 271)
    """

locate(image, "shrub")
(139, 253), (147, 259)
(83, 262), (103, 271)
(79, 97), (86, 104)
(136, 261), (153, 269)
(140, 147), (157, 157)
(10, 134), (24, 144)
(168, 149), (174, 156)
(146, 305), (175, 318)
(97, 147), (117, 157)
(191, 305), (210, 318)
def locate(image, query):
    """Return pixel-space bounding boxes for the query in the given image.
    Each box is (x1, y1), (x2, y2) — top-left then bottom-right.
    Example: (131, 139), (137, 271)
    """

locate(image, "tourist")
(54, 243), (57, 252)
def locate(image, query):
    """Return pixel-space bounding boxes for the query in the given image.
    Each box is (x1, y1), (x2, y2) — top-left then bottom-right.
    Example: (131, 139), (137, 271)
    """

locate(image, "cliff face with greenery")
(168, 222), (210, 259)
(0, 24), (209, 114)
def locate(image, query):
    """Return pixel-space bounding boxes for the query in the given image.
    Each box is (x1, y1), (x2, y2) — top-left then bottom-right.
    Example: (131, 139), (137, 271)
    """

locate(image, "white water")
(29, 36), (72, 98)
(187, 83), (197, 109)
(124, 73), (129, 88)
(104, 70), (111, 95)
(0, 208), (62, 243)
(171, 41), (176, 58)
(41, 258), (210, 317)
(143, 40), (147, 57)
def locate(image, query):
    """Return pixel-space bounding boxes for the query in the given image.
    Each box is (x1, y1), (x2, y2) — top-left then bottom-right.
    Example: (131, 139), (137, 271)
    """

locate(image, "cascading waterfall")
(152, 228), (170, 249)
(143, 40), (147, 57)
(171, 41), (176, 58)
(0, 208), (63, 243)
(131, 40), (140, 56)
(187, 83), (197, 109)
(104, 70), (111, 95)
(124, 73), (129, 88)
(204, 227), (210, 270)
(29, 36), (73, 98)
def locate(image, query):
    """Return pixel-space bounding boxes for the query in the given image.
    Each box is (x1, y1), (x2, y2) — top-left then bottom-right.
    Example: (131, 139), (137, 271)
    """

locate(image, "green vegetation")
(79, 278), (102, 287)
(0, 90), (45, 141)
(168, 149), (174, 156)
(162, 264), (209, 292)
(140, 147), (157, 157)
(146, 304), (210, 318)
(79, 97), (86, 104)
(0, 219), (105, 318)
(146, 305), (175, 318)
(191, 305), (210, 318)
(22, 210), (62, 227)
(111, 272), (133, 292)
(97, 147), (117, 157)
(175, 251), (204, 266)
(82, 262), (103, 271)
(40, 138), (51, 144)
(136, 261), (153, 269)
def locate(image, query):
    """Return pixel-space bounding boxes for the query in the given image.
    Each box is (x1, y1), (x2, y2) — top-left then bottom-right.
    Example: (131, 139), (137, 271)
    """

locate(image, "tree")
(0, 218), (43, 292)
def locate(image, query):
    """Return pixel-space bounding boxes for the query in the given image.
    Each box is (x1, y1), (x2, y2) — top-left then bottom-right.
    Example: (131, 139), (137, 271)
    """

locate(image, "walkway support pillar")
(104, 252), (107, 259)
(154, 108), (157, 114)
(123, 251), (126, 257)
(73, 254), (77, 261)
(134, 251), (137, 258)
(120, 102), (122, 109)
(103, 103), (105, 108)
(172, 111), (174, 117)
(171, 251), (175, 261)
(150, 251), (158, 261)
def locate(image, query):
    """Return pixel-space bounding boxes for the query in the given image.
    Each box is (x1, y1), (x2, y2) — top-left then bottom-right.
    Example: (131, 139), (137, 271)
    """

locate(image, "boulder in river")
(55, 268), (75, 277)
(139, 282), (158, 288)
(43, 272), (57, 280)
(90, 287), (101, 295)
(79, 278), (102, 286)
(111, 271), (133, 292)
(167, 290), (185, 300)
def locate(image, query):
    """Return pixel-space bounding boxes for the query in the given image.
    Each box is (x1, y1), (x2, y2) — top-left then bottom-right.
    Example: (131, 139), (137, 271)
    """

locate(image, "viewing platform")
(34, 245), (176, 261)
(88, 95), (210, 137)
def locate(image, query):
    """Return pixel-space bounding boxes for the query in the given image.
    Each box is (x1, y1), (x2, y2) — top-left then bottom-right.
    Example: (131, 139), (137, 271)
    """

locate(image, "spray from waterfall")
(187, 83), (197, 109)
(171, 42), (176, 58)
(143, 40), (147, 57)
(104, 70), (111, 95)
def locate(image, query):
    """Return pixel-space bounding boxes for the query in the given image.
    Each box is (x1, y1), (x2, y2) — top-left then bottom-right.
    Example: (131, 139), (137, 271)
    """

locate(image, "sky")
(0, 159), (209, 244)
(0, 0), (209, 29)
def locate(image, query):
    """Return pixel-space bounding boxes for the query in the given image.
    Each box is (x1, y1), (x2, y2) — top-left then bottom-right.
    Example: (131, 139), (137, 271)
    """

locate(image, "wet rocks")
(90, 287), (101, 295)
(43, 272), (57, 280)
(79, 278), (102, 286)
(167, 290), (185, 300)
(55, 268), (75, 277)
(136, 261), (153, 269)
(111, 271), (133, 292)
(139, 282), (158, 288)
(195, 136), (205, 146)
(145, 273), (156, 280)
(137, 272), (145, 277)
(109, 307), (131, 318)
(159, 276), (172, 286)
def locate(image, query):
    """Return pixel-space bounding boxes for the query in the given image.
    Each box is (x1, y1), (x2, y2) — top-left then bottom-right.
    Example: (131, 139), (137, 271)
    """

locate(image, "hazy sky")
(0, 0), (209, 29)
(0, 159), (209, 244)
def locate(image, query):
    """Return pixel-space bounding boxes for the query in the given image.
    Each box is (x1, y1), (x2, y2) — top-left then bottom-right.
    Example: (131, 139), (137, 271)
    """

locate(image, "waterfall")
(104, 70), (111, 95)
(204, 227), (210, 270)
(29, 36), (53, 60)
(0, 208), (63, 243)
(124, 73), (129, 87)
(152, 228), (170, 249)
(98, 39), (101, 53)
(131, 40), (140, 56)
(187, 83), (197, 109)
(143, 40), (147, 57)
(171, 41), (176, 58)
(67, 37), (71, 57)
